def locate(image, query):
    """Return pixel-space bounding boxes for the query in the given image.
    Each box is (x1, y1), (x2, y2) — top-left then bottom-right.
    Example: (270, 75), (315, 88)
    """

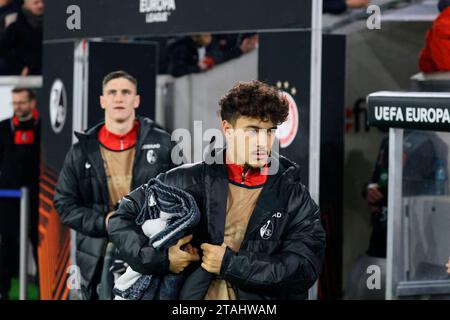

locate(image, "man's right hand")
(367, 184), (384, 215)
(367, 184), (383, 205)
(168, 234), (200, 274)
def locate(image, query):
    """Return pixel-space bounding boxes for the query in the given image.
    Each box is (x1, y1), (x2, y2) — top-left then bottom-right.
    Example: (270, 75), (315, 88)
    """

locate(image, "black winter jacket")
(53, 117), (175, 291)
(0, 116), (40, 237)
(0, 9), (42, 75)
(108, 150), (326, 300)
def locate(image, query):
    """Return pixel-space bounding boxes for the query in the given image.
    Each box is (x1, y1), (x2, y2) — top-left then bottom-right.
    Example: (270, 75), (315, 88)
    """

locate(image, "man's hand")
(105, 211), (115, 228)
(367, 184), (383, 205)
(346, 0), (369, 9)
(21, 66), (29, 76)
(200, 243), (227, 275)
(168, 235), (200, 274)
(240, 35), (259, 54)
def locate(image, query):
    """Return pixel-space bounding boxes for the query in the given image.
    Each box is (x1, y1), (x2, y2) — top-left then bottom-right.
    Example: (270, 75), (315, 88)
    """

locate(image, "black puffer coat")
(54, 117), (175, 294)
(108, 149), (326, 300)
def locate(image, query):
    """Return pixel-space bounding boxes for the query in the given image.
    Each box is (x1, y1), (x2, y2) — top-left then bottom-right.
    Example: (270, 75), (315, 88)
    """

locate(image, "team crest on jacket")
(260, 212), (282, 239)
(260, 220), (274, 239)
(146, 149), (157, 164)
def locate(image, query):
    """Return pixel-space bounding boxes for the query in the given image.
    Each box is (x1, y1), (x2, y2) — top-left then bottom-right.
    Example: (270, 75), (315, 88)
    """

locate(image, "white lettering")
(140, 0), (176, 13)
(374, 106), (383, 121)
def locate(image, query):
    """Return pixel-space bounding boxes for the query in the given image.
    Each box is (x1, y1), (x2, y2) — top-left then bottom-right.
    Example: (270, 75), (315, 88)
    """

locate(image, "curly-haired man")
(108, 80), (326, 300)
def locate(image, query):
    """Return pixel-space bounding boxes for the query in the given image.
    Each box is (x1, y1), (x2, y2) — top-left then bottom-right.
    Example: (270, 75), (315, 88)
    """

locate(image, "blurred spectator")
(0, 0), (20, 71)
(0, 0), (44, 75)
(212, 33), (258, 65)
(0, 87), (40, 300)
(166, 34), (215, 77)
(346, 131), (446, 299)
(166, 33), (258, 77)
(419, 0), (450, 73)
(132, 35), (180, 75)
(363, 131), (447, 258)
(0, 0), (20, 34)
(324, 0), (369, 14)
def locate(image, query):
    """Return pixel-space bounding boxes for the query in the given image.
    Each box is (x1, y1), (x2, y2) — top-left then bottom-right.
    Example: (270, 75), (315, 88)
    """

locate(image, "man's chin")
(245, 160), (268, 170)
(110, 115), (131, 123)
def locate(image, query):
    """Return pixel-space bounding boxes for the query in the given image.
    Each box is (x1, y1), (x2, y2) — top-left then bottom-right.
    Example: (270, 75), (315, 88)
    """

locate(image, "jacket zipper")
(241, 168), (248, 184)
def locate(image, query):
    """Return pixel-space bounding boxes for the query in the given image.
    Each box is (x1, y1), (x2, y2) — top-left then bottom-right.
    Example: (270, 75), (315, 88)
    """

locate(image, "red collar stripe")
(226, 162), (268, 187)
(12, 108), (39, 127)
(98, 121), (139, 151)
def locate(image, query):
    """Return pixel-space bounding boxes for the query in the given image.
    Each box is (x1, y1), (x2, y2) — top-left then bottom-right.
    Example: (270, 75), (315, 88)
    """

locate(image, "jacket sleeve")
(107, 185), (170, 275)
(220, 183), (326, 296)
(419, 31), (436, 73)
(53, 146), (107, 237)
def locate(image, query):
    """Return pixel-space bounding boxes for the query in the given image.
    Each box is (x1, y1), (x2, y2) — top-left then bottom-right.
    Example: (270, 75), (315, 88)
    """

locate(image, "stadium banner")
(367, 91), (450, 132)
(44, 0), (312, 41)
(38, 42), (74, 300)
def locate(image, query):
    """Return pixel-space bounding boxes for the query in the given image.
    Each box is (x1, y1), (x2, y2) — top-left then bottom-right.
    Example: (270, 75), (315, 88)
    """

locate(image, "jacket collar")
(97, 120), (140, 151)
(11, 108), (39, 128)
(226, 162), (268, 188)
(73, 116), (156, 203)
(74, 116), (154, 145)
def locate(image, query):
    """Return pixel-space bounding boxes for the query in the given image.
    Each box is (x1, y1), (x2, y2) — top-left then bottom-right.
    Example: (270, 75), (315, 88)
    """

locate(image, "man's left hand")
(200, 243), (227, 275)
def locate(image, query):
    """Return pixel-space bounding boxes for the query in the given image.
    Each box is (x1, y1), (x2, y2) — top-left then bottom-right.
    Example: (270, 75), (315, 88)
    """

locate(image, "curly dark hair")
(219, 80), (289, 125)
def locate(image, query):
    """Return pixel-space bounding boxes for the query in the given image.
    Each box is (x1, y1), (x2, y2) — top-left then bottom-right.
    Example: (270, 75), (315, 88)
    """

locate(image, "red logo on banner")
(276, 91), (299, 148)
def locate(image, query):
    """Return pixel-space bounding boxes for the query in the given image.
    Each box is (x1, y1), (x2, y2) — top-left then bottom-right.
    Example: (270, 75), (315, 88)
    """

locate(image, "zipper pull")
(241, 168), (248, 184)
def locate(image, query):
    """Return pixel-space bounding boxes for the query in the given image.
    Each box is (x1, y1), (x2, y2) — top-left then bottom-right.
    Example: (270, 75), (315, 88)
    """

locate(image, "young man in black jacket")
(108, 80), (326, 300)
(53, 71), (185, 300)
(0, 87), (40, 300)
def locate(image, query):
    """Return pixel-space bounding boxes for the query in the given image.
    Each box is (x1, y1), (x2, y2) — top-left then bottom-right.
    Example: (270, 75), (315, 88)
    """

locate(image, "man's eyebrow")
(121, 89), (131, 93)
(244, 125), (277, 130)
(106, 89), (117, 94)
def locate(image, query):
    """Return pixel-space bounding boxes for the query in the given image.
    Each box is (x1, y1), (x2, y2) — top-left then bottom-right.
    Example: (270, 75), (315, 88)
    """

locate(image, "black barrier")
(44, 0), (312, 41)
(367, 91), (450, 132)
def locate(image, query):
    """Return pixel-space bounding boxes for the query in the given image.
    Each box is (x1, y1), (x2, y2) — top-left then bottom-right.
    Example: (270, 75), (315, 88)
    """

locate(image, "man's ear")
(30, 99), (36, 109)
(134, 95), (141, 109)
(100, 96), (105, 109)
(221, 120), (233, 137)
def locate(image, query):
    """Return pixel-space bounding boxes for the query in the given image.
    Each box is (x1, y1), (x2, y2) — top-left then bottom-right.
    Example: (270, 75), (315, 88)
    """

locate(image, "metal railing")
(0, 187), (30, 300)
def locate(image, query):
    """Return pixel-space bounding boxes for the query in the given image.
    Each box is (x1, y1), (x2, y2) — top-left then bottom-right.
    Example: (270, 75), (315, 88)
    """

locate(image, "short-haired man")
(54, 71), (178, 299)
(108, 80), (326, 299)
(0, 87), (40, 300)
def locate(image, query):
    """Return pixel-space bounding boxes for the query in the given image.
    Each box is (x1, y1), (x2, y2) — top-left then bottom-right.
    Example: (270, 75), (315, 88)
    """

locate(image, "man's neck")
(225, 148), (243, 166)
(105, 117), (135, 136)
(17, 112), (33, 122)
